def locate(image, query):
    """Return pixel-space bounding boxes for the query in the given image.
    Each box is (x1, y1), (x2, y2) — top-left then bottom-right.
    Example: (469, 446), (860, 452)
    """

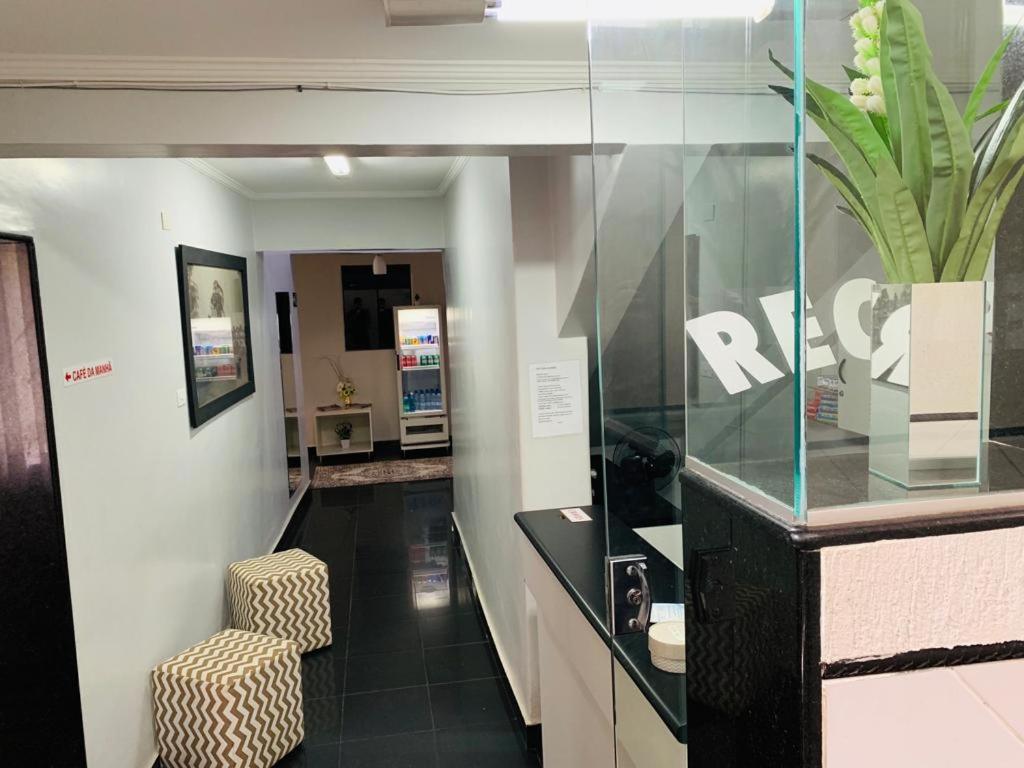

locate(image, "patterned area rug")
(312, 457), (453, 488)
(288, 468), (302, 494)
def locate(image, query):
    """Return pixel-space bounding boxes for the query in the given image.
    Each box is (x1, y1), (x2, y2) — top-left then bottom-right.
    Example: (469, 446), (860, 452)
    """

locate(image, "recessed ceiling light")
(489, 0), (775, 22)
(323, 155), (351, 177)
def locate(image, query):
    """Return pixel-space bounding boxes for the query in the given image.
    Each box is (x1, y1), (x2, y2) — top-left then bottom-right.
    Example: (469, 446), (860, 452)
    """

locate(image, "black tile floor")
(275, 479), (539, 768)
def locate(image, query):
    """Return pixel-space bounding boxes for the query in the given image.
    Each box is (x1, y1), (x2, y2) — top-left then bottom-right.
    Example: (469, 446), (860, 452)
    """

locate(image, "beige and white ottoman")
(152, 629), (303, 768)
(227, 548), (332, 653)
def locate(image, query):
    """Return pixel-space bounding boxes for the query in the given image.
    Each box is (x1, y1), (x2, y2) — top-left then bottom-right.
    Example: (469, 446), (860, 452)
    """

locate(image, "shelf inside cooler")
(402, 409), (445, 418)
(401, 365), (441, 371)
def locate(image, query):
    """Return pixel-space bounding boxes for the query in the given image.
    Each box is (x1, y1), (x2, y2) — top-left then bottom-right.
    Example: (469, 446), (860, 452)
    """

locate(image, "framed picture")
(175, 245), (256, 427)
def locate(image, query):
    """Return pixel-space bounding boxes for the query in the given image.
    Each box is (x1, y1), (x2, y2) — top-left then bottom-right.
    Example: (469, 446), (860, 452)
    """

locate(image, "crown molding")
(0, 54), (591, 92)
(437, 157), (468, 194)
(179, 158), (255, 197)
(0, 53), (982, 95)
(179, 157), (462, 200)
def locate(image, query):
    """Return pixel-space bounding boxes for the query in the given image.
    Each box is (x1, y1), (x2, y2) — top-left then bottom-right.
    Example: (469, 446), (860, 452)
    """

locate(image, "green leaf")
(769, 50), (892, 171)
(962, 158), (1024, 280)
(974, 76), (1024, 193)
(964, 24), (1019, 134)
(768, 65), (888, 230)
(924, 73), (973, 276)
(809, 154), (901, 282)
(869, 112), (892, 153)
(944, 122), (1024, 280)
(978, 99), (1010, 121)
(843, 64), (864, 84)
(885, 0), (935, 217)
(876, 161), (934, 282)
(879, 7), (902, 169)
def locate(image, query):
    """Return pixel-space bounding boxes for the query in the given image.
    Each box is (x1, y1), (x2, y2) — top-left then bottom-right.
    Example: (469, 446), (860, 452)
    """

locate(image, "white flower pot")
(868, 281), (990, 489)
(341, 438), (351, 450)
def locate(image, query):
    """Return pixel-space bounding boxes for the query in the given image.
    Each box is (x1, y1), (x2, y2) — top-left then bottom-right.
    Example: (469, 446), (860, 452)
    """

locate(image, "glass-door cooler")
(394, 305), (450, 451)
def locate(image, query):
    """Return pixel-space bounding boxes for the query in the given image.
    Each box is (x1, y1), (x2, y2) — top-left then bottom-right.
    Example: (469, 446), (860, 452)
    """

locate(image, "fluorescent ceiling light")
(490, 0), (776, 22)
(323, 155), (351, 177)
(372, 253), (387, 276)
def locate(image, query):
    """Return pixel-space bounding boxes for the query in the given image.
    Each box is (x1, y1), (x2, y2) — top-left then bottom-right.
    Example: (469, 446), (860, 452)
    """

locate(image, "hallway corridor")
(274, 480), (538, 768)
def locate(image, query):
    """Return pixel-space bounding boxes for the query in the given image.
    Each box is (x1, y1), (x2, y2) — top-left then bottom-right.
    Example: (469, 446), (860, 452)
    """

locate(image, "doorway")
(0, 234), (86, 765)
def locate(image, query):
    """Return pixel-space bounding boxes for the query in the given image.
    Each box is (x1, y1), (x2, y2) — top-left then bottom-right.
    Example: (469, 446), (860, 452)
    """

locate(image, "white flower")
(861, 13), (879, 35)
(874, 1), (885, 14)
(850, 94), (869, 110)
(854, 38), (874, 55)
(851, 78), (871, 96)
(868, 75), (883, 93)
(866, 94), (886, 114)
(854, 54), (868, 71)
(864, 57), (881, 76)
(858, 6), (876, 22)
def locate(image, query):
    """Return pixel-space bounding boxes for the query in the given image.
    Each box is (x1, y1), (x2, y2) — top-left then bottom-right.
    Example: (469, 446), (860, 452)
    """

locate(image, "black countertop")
(515, 506), (687, 743)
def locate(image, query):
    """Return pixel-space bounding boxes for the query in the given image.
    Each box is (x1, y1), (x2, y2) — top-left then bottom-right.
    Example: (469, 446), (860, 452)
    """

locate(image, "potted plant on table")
(334, 421), (353, 450)
(321, 355), (357, 407)
(771, 0), (1023, 487)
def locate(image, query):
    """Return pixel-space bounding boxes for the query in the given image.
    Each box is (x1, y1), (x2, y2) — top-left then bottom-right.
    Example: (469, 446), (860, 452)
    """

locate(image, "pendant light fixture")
(372, 253), (387, 276)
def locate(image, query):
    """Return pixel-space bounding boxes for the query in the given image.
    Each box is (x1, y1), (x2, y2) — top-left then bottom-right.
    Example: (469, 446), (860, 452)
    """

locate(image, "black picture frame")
(175, 245), (256, 427)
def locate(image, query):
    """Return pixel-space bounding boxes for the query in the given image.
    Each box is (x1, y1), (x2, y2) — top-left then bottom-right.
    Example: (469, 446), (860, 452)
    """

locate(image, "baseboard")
(273, 483), (313, 553)
(451, 511), (537, 726)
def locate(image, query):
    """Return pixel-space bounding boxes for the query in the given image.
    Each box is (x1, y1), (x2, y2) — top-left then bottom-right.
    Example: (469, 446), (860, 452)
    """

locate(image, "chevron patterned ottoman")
(227, 548), (332, 653)
(151, 629), (303, 768)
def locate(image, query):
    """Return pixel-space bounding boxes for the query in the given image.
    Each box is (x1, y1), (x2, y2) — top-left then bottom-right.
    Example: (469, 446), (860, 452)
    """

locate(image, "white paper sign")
(529, 360), (583, 438)
(63, 359), (114, 387)
(560, 507), (592, 523)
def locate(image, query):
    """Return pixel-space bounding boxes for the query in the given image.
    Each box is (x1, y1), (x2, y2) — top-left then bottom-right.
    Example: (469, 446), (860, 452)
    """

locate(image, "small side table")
(314, 404), (374, 459)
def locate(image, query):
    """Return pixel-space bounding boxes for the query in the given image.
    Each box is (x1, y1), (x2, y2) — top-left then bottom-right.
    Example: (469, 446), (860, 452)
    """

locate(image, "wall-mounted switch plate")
(176, 388), (186, 408)
(161, 211), (172, 231)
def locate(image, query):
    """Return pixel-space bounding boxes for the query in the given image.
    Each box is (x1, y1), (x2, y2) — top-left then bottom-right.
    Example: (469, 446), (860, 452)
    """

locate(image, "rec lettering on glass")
(686, 278), (909, 395)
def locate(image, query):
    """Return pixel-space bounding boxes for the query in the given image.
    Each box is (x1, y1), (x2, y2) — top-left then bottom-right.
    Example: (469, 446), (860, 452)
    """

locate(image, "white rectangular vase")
(868, 281), (989, 489)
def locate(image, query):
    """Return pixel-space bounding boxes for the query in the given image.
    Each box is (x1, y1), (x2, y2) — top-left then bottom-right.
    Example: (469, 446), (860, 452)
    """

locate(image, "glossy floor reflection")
(276, 480), (538, 768)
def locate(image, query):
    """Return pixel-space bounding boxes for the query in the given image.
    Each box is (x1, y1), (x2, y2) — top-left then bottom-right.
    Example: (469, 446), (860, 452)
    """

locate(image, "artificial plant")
(771, 0), (1023, 283)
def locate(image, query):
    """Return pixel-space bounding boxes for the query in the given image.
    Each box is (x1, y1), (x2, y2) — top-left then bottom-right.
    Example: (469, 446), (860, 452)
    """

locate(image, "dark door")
(0, 234), (87, 765)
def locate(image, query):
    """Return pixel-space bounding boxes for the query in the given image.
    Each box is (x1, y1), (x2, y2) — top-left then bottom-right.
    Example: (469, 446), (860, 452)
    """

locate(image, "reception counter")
(515, 506), (687, 767)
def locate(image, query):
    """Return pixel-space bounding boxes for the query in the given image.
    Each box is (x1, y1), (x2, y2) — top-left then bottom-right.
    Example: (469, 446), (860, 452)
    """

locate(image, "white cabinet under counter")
(516, 506), (687, 768)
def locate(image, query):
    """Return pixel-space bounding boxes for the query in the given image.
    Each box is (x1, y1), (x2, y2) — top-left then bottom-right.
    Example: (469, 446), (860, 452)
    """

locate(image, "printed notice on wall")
(529, 360), (583, 438)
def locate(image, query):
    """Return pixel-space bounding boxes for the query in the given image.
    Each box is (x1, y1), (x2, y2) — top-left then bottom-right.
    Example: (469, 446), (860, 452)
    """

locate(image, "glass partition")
(590, 0), (1024, 530)
(799, 0), (1024, 520)
(587, 0), (1024, 758)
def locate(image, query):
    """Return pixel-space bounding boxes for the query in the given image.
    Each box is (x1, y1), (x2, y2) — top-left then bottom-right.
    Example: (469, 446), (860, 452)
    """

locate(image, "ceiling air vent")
(382, 0), (494, 26)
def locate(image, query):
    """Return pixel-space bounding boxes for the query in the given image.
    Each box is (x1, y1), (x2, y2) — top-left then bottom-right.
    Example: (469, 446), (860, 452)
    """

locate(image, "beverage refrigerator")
(393, 305), (451, 451)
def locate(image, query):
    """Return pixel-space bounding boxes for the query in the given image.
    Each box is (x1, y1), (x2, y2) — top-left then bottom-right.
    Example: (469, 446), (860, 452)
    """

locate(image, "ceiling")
(192, 156), (463, 199)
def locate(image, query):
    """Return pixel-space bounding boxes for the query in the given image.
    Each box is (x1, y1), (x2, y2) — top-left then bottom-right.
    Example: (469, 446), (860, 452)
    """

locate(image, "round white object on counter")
(648, 620), (685, 674)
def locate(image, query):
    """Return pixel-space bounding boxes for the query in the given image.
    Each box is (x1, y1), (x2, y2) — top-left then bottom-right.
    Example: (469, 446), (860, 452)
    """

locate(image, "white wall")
(444, 156), (593, 726)
(509, 157), (592, 512)
(443, 156), (531, 718)
(253, 197), (446, 252)
(0, 158), (290, 768)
